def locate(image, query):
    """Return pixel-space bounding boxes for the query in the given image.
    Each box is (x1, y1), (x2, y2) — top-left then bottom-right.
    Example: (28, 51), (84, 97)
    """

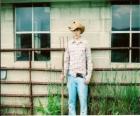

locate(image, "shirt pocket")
(77, 47), (86, 56)
(69, 48), (75, 56)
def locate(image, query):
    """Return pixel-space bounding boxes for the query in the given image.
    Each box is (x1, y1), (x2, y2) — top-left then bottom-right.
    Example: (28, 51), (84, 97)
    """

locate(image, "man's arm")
(63, 46), (70, 77)
(85, 41), (93, 82)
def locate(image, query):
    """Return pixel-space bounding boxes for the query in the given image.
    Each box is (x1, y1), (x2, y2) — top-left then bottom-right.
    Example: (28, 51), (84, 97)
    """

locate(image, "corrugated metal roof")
(0, 0), (135, 3)
(1, 0), (139, 4)
(1, 0), (106, 3)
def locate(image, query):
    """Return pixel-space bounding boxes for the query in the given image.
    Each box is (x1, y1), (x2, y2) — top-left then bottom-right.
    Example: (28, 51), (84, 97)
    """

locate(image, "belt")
(76, 73), (84, 78)
(68, 71), (84, 78)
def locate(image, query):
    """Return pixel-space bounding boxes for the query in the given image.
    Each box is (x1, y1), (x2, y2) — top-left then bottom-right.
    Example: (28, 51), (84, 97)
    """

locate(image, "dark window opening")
(34, 34), (50, 61)
(16, 34), (32, 61)
(132, 33), (140, 62)
(15, 5), (50, 61)
(111, 34), (129, 62)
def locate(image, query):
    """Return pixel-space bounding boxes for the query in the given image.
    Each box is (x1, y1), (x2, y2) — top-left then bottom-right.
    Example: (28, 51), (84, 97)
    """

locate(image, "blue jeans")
(67, 72), (88, 115)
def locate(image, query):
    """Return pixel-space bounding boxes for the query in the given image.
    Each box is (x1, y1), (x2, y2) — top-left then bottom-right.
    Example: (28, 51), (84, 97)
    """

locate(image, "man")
(61, 21), (93, 115)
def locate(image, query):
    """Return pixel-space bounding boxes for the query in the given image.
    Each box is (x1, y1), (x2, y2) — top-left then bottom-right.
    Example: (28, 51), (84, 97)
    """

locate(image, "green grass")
(35, 89), (61, 115)
(88, 70), (140, 115)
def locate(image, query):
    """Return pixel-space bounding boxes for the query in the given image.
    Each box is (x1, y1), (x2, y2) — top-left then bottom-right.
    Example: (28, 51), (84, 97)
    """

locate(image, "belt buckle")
(76, 73), (83, 78)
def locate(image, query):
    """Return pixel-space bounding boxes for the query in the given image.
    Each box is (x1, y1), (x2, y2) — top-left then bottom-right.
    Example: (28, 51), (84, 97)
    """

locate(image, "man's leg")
(77, 78), (88, 115)
(67, 74), (77, 115)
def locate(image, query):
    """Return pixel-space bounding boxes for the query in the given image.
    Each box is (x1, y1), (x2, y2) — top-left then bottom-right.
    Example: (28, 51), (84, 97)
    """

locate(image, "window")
(15, 4), (50, 61)
(111, 5), (140, 63)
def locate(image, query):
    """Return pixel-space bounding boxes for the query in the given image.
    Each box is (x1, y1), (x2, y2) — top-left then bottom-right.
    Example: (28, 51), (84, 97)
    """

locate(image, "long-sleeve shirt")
(63, 37), (93, 81)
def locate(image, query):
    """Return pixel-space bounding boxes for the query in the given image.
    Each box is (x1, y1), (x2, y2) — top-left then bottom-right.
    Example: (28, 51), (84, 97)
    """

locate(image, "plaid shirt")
(64, 37), (93, 80)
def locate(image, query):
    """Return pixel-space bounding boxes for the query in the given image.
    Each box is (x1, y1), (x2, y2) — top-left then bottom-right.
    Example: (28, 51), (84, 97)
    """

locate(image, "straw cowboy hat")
(68, 21), (85, 34)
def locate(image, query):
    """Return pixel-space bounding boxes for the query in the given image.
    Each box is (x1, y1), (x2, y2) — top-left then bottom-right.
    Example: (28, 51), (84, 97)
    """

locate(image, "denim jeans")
(67, 72), (88, 115)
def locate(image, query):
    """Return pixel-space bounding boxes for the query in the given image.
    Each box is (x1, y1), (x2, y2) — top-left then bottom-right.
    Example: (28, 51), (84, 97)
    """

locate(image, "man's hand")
(84, 78), (90, 85)
(60, 73), (65, 82)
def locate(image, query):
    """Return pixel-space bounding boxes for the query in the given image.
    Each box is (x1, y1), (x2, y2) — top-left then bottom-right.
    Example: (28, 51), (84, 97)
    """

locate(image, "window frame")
(111, 5), (140, 64)
(14, 4), (51, 62)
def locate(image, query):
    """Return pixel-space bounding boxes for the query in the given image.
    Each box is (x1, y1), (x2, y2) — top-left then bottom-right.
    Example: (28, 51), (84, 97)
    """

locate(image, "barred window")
(111, 5), (140, 63)
(15, 4), (50, 61)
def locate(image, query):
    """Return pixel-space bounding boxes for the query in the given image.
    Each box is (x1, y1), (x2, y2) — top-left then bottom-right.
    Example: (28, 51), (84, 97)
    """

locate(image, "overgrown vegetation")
(88, 70), (140, 115)
(89, 85), (140, 115)
(0, 108), (10, 115)
(35, 90), (61, 115)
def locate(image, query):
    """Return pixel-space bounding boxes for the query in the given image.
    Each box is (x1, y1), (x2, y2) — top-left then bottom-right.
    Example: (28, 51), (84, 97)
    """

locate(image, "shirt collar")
(72, 36), (83, 44)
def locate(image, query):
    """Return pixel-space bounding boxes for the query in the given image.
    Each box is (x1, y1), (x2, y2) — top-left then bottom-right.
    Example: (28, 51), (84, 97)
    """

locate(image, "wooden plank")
(1, 94), (30, 97)
(0, 47), (140, 52)
(0, 48), (64, 52)
(0, 67), (62, 72)
(0, 67), (140, 71)
(1, 104), (31, 108)
(1, 93), (140, 99)
(1, 81), (140, 86)
(29, 51), (33, 115)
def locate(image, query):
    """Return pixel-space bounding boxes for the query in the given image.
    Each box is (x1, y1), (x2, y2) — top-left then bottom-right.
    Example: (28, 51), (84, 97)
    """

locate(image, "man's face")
(73, 28), (81, 36)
